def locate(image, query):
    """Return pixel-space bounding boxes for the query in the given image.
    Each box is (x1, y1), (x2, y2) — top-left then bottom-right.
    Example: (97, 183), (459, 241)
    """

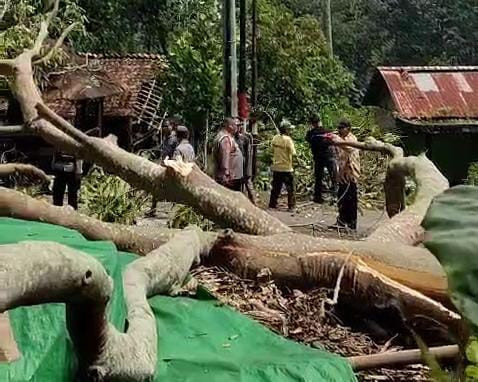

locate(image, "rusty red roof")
(364, 66), (478, 122)
(44, 53), (166, 120)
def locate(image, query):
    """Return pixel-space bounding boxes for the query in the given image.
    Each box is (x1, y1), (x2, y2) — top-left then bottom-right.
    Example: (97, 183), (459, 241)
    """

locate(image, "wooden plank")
(0, 312), (20, 363)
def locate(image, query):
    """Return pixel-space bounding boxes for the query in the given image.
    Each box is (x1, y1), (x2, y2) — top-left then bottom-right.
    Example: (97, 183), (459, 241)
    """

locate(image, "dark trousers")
(227, 179), (243, 192)
(337, 181), (358, 229)
(53, 172), (80, 210)
(269, 171), (295, 209)
(314, 157), (337, 201)
(242, 177), (256, 204)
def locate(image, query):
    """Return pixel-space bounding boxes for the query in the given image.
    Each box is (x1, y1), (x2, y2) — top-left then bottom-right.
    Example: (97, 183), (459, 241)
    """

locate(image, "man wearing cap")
(332, 119), (361, 230)
(306, 114), (337, 204)
(173, 126), (195, 163)
(269, 120), (296, 211)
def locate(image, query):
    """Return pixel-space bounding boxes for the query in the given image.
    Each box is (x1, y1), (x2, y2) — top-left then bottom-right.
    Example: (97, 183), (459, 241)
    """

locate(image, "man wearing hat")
(332, 119), (361, 230)
(269, 119), (296, 212)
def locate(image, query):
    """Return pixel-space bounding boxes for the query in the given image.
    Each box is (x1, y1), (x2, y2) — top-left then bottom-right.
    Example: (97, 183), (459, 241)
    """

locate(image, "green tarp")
(0, 217), (356, 381)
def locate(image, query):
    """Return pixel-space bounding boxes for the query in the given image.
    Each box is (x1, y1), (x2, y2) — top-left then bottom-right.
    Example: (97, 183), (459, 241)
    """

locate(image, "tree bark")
(0, 229), (214, 380)
(0, 164), (51, 184)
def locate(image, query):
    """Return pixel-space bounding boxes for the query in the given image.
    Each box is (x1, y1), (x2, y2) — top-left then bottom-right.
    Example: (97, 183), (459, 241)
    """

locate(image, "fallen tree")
(0, 1), (464, 380)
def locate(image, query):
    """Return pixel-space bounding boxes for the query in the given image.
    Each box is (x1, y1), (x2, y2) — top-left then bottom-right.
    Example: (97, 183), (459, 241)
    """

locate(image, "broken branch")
(33, 22), (81, 66)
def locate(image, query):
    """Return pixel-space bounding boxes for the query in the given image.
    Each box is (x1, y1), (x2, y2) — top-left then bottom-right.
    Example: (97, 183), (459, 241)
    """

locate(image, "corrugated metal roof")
(367, 66), (478, 121)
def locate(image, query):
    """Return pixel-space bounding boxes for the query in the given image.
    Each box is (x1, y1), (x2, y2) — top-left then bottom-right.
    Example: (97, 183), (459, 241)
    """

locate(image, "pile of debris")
(193, 266), (430, 382)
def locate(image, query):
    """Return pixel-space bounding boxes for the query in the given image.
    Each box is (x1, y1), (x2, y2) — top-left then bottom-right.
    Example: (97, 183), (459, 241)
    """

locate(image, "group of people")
(50, 113), (360, 231)
(269, 115), (360, 230)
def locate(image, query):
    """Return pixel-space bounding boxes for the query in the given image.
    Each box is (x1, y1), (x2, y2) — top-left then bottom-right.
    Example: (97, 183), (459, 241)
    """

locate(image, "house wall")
(401, 128), (478, 185)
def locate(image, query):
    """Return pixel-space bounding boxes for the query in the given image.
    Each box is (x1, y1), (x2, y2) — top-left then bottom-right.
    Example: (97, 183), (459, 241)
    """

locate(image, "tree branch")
(32, 0), (61, 57)
(0, 229), (215, 380)
(33, 22), (81, 66)
(0, 164), (51, 184)
(0, 125), (24, 135)
(331, 137), (403, 158)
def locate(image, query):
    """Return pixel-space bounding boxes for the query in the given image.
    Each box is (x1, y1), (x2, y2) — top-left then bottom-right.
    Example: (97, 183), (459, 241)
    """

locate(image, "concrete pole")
(223, 0), (238, 117)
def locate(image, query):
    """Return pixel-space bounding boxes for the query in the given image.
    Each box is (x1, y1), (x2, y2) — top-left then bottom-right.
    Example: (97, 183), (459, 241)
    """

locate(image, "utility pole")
(250, 0), (259, 178)
(251, 0), (258, 111)
(223, 0), (238, 117)
(239, 0), (247, 98)
(325, 0), (333, 57)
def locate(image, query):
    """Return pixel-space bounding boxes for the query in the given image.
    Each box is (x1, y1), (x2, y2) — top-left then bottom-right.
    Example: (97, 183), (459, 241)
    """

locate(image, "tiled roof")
(44, 53), (166, 119)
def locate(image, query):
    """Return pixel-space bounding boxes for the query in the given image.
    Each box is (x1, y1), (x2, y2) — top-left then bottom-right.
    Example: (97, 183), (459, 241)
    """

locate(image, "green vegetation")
(423, 186), (478, 381)
(80, 167), (149, 224)
(467, 163), (478, 186)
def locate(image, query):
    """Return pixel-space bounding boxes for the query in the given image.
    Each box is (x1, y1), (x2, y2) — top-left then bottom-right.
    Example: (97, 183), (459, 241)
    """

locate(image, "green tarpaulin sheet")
(0, 217), (356, 381)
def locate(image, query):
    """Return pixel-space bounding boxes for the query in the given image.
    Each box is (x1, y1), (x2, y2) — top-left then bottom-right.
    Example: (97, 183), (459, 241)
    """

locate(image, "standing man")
(173, 126), (195, 163)
(235, 118), (256, 204)
(149, 118), (179, 216)
(306, 114), (337, 204)
(51, 152), (83, 210)
(160, 118), (179, 160)
(332, 119), (361, 230)
(213, 117), (244, 191)
(269, 120), (296, 212)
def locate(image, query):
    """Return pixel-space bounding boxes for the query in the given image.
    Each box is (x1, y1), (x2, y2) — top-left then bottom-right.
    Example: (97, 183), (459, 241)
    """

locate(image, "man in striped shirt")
(333, 119), (361, 230)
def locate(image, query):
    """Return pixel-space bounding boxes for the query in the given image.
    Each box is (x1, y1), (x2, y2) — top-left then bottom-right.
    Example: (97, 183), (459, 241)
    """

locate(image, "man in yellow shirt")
(269, 120), (296, 211)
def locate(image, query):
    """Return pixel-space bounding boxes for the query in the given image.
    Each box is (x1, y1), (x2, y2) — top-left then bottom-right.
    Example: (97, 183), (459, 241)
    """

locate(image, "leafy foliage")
(467, 163), (478, 186)
(168, 204), (214, 231)
(257, 0), (353, 122)
(0, 0), (86, 59)
(423, 186), (478, 380)
(80, 167), (149, 225)
(282, 0), (478, 90)
(160, 0), (223, 132)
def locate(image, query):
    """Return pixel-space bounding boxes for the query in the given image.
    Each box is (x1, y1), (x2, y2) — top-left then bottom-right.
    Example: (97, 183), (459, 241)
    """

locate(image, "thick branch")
(33, 22), (81, 66)
(0, 187), (176, 255)
(367, 154), (449, 245)
(331, 137), (403, 158)
(0, 187), (448, 303)
(1, 230), (214, 380)
(32, 0), (60, 57)
(210, 231), (461, 340)
(0, 164), (50, 184)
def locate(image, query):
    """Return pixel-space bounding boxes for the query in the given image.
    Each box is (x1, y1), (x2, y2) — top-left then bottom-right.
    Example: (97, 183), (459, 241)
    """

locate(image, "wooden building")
(0, 53), (166, 173)
(363, 66), (478, 185)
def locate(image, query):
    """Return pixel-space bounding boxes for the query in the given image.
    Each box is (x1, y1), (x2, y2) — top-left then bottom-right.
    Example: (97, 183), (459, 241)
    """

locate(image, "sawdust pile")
(193, 266), (430, 382)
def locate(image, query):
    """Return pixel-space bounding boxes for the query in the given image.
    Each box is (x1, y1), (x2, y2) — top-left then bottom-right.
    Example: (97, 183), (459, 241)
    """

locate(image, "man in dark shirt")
(305, 114), (337, 204)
